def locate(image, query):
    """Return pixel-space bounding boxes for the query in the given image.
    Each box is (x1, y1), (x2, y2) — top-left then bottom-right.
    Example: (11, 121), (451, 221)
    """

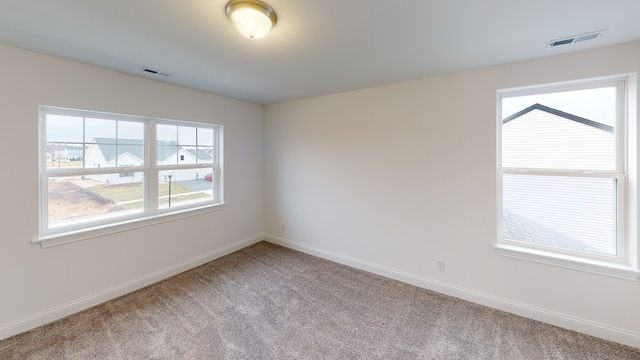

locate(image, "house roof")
(502, 103), (614, 133)
(502, 209), (600, 253)
(92, 138), (212, 163)
(186, 149), (213, 161)
(93, 138), (146, 163)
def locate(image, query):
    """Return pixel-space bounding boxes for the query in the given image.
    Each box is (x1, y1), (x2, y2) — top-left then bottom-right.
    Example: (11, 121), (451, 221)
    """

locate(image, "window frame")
(496, 75), (639, 280)
(38, 106), (224, 247)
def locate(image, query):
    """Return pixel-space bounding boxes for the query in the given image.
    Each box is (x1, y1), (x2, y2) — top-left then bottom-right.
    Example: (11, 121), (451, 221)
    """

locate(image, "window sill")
(495, 243), (639, 281)
(36, 203), (226, 248)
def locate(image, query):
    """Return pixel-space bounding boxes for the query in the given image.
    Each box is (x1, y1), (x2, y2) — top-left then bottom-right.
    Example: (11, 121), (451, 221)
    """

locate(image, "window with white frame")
(497, 75), (638, 275)
(39, 106), (223, 242)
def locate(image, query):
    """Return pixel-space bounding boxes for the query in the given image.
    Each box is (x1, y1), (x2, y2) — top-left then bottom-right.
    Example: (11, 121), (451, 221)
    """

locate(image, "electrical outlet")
(436, 259), (445, 271)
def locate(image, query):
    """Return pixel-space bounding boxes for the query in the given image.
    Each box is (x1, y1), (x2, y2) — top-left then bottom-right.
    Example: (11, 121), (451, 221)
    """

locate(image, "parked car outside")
(204, 173), (213, 181)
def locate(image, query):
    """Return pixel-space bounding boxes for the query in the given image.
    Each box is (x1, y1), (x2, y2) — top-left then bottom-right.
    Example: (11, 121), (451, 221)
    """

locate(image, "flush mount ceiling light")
(225, 0), (277, 40)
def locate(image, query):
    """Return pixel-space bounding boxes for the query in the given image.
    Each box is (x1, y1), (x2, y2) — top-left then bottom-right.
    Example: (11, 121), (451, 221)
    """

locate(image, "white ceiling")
(1, 0), (639, 104)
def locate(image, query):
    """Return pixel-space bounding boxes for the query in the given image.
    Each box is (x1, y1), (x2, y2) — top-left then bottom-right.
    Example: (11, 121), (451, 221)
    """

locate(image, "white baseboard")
(0, 234), (263, 341)
(264, 233), (640, 350)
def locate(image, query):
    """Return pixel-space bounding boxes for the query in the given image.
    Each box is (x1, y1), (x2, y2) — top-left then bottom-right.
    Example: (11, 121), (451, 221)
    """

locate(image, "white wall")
(0, 44), (264, 339)
(263, 41), (640, 348)
(2, 38), (639, 348)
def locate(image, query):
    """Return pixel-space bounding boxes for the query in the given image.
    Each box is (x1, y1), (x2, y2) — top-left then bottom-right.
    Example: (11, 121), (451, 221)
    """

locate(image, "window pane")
(502, 87), (617, 171)
(502, 174), (616, 255)
(46, 114), (83, 143)
(45, 143), (83, 169)
(177, 148), (197, 164)
(158, 145), (178, 164)
(178, 126), (196, 146)
(157, 124), (177, 142)
(48, 174), (144, 228)
(196, 147), (214, 164)
(85, 144), (116, 169)
(85, 118), (116, 143)
(158, 168), (214, 209)
(118, 121), (143, 142)
(198, 128), (214, 146)
(157, 125), (177, 165)
(116, 144), (144, 167)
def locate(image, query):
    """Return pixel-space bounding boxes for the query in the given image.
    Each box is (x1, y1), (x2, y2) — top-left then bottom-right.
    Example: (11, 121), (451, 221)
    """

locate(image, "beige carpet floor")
(0, 241), (638, 359)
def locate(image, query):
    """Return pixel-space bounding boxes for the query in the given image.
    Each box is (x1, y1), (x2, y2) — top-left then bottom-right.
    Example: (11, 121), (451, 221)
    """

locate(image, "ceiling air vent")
(140, 67), (172, 77)
(548, 30), (606, 48)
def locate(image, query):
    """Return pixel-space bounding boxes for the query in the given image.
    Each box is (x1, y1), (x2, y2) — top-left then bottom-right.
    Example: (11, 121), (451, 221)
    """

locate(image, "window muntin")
(40, 107), (223, 240)
(497, 77), (628, 264)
